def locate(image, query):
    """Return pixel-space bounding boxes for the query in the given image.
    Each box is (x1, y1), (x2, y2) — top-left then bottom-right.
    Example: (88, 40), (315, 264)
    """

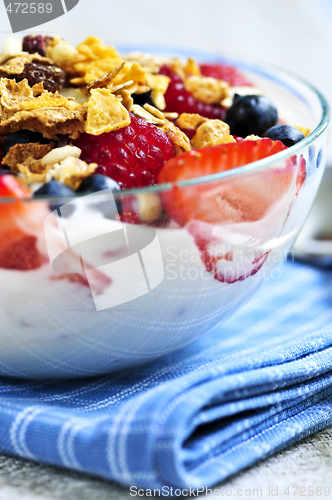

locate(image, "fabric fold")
(0, 261), (331, 489)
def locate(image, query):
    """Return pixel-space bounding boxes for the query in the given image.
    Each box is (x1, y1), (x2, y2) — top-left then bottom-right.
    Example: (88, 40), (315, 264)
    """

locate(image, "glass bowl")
(0, 50), (329, 379)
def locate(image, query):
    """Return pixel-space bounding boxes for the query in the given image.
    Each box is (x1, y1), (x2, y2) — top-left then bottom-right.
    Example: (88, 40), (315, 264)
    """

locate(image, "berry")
(225, 95), (278, 137)
(264, 124), (305, 147)
(158, 138), (289, 225)
(34, 179), (75, 213)
(3, 130), (51, 156)
(159, 65), (227, 120)
(76, 174), (121, 194)
(74, 113), (175, 189)
(0, 175), (41, 270)
(132, 91), (154, 107)
(200, 63), (253, 86)
(22, 35), (46, 56)
(77, 174), (122, 218)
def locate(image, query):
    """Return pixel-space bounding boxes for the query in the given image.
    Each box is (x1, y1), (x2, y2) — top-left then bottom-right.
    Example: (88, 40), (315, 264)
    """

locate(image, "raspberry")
(200, 63), (253, 86)
(22, 35), (47, 57)
(160, 65), (227, 121)
(74, 113), (175, 189)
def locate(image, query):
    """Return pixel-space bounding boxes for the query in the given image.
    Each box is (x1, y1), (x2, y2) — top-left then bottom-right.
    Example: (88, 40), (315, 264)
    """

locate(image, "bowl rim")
(0, 48), (330, 203)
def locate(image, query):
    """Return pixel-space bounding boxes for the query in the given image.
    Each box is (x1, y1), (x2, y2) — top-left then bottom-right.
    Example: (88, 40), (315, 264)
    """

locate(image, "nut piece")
(40, 145), (81, 167)
(137, 193), (162, 223)
(0, 37), (22, 64)
(191, 119), (236, 149)
(184, 76), (229, 105)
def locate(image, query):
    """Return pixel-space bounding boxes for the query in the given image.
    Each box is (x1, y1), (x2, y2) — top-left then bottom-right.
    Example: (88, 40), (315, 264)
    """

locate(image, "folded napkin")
(0, 261), (332, 490)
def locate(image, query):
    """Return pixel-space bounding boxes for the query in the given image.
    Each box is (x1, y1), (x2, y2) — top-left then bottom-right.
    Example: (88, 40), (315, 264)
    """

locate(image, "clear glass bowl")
(0, 51), (329, 378)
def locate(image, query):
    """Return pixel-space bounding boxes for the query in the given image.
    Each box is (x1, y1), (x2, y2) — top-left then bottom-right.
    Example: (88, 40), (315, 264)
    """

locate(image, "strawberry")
(0, 175), (42, 270)
(157, 138), (304, 225)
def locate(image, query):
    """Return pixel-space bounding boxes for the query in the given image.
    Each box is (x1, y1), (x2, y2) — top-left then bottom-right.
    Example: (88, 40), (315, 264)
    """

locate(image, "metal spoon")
(292, 166), (332, 266)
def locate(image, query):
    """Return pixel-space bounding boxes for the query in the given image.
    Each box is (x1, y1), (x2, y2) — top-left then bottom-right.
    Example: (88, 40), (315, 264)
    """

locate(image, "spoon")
(292, 166), (332, 266)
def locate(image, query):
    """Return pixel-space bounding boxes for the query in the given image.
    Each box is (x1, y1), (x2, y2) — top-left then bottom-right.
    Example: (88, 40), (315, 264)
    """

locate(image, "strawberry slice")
(158, 138), (293, 225)
(0, 175), (42, 270)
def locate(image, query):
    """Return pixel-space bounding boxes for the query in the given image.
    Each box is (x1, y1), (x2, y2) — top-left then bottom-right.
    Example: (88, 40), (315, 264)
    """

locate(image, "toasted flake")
(146, 74), (170, 110)
(191, 119), (235, 149)
(131, 104), (165, 126)
(159, 120), (191, 155)
(32, 82), (45, 96)
(51, 157), (98, 190)
(0, 52), (56, 79)
(163, 112), (179, 120)
(117, 89), (133, 112)
(137, 193), (162, 223)
(143, 103), (165, 121)
(17, 156), (98, 188)
(85, 88), (130, 135)
(0, 106), (86, 139)
(0, 78), (34, 110)
(184, 58), (201, 77)
(176, 113), (207, 130)
(0, 78), (86, 138)
(2, 142), (54, 170)
(296, 126), (311, 137)
(86, 63), (125, 92)
(185, 76), (229, 105)
(40, 145), (81, 167)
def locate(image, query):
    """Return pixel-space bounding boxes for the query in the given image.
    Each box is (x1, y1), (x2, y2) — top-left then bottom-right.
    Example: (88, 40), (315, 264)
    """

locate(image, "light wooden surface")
(0, 425), (331, 499)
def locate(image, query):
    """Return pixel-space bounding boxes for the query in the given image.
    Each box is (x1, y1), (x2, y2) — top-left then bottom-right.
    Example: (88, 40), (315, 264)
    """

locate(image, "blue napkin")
(0, 261), (332, 490)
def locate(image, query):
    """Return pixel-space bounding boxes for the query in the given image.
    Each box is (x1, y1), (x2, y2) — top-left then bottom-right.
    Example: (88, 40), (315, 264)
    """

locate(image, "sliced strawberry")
(158, 138), (291, 225)
(0, 175), (42, 271)
(188, 220), (270, 283)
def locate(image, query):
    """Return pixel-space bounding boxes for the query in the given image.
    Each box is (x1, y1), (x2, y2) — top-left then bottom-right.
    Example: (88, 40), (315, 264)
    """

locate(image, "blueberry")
(3, 130), (51, 155)
(132, 91), (154, 107)
(225, 95), (278, 137)
(76, 174), (122, 218)
(264, 124), (305, 147)
(0, 168), (18, 176)
(34, 179), (76, 214)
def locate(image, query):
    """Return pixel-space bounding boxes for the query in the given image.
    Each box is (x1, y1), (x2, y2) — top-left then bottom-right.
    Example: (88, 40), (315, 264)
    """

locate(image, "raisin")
(18, 61), (66, 93)
(23, 35), (46, 57)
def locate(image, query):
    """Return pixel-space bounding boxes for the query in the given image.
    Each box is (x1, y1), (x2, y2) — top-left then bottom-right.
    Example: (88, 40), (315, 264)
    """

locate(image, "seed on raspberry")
(74, 113), (175, 189)
(23, 35), (46, 56)
(159, 65), (227, 121)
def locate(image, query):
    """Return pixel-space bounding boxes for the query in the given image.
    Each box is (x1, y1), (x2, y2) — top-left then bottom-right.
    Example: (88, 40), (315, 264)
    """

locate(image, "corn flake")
(85, 88), (130, 135)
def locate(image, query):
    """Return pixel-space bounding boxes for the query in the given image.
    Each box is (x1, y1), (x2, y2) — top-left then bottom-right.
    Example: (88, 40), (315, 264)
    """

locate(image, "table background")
(0, 0), (332, 497)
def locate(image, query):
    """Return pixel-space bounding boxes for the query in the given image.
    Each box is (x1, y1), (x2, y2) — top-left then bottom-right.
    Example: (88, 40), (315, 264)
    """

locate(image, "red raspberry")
(74, 113), (175, 189)
(22, 35), (46, 56)
(160, 65), (227, 121)
(200, 63), (253, 86)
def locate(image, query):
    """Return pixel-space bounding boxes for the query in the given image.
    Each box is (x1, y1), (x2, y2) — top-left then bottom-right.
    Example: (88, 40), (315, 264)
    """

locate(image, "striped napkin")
(0, 261), (331, 490)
